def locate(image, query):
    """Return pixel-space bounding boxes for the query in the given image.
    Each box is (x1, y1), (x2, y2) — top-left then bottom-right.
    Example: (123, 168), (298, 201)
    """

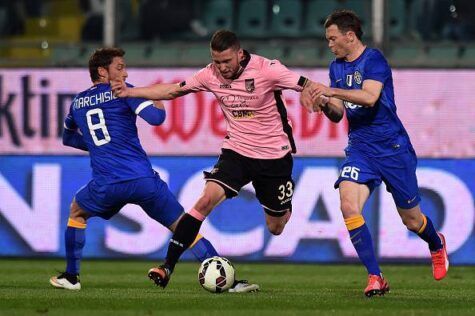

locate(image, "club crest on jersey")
(245, 79), (255, 93)
(354, 71), (362, 84)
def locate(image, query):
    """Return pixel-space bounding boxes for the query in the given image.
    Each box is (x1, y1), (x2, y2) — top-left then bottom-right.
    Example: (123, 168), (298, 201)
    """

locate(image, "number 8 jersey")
(64, 83), (155, 185)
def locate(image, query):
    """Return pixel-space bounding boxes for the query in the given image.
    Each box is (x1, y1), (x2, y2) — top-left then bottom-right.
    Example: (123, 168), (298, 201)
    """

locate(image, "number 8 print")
(86, 108), (111, 146)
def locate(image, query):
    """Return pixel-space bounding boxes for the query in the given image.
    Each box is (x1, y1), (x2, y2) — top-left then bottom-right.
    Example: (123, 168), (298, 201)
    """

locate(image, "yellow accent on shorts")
(344, 215), (365, 231)
(418, 215), (428, 234)
(67, 218), (87, 229)
(189, 234), (203, 248)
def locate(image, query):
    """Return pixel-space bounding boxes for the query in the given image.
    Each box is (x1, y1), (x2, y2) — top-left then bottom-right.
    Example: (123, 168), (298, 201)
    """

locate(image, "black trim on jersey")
(179, 81), (186, 87)
(274, 91), (296, 154)
(231, 50), (251, 80)
(298, 76), (309, 87)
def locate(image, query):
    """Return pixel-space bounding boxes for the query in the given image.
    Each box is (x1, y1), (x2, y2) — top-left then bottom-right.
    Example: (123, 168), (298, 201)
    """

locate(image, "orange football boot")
(431, 233), (449, 281)
(364, 274), (390, 297)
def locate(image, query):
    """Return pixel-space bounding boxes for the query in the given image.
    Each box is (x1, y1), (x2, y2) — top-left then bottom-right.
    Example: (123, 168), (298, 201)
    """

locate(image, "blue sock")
(346, 216), (381, 276)
(417, 215), (442, 252)
(65, 219), (86, 275)
(189, 235), (219, 262)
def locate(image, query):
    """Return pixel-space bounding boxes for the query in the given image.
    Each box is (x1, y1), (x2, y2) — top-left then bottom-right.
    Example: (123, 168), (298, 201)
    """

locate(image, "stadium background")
(1, 0), (474, 265)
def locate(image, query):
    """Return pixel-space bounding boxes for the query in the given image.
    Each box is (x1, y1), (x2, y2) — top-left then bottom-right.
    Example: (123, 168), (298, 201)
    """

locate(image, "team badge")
(354, 71), (362, 85)
(245, 79), (255, 93)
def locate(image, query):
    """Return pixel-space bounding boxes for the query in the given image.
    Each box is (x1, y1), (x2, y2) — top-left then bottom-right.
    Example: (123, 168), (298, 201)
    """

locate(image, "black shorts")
(203, 149), (294, 217)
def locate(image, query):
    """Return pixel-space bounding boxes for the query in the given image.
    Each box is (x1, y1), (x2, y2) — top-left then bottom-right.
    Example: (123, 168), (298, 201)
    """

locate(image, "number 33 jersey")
(64, 83), (155, 184)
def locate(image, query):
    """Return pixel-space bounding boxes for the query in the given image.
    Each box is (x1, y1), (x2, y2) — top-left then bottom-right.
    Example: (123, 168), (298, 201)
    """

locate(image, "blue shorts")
(75, 173), (184, 227)
(334, 149), (421, 209)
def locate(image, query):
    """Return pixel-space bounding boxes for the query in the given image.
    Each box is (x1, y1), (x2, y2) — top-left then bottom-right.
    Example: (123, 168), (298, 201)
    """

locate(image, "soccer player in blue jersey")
(300, 10), (449, 297)
(49, 48), (257, 292)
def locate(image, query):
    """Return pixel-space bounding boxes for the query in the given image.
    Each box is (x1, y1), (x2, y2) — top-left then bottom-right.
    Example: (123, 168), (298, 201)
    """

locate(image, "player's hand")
(315, 94), (330, 112)
(300, 87), (317, 113)
(111, 79), (128, 97)
(300, 87), (329, 113)
(311, 82), (333, 98)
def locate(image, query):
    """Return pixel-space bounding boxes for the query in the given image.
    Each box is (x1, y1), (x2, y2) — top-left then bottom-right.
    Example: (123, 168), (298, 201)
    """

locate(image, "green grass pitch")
(0, 259), (474, 316)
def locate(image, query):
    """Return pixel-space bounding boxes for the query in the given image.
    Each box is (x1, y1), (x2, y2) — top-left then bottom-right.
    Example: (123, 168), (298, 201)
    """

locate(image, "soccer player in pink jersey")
(112, 30), (316, 289)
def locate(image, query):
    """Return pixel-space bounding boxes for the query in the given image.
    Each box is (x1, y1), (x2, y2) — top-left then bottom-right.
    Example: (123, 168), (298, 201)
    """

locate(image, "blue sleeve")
(138, 105), (166, 126)
(329, 62), (337, 88)
(364, 51), (391, 84)
(62, 129), (89, 151)
(124, 82), (155, 113)
(123, 82), (166, 125)
(62, 102), (88, 151)
(64, 102), (77, 130)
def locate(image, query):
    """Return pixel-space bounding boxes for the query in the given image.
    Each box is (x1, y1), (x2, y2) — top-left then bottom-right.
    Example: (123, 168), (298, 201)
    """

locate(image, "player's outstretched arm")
(111, 80), (187, 100)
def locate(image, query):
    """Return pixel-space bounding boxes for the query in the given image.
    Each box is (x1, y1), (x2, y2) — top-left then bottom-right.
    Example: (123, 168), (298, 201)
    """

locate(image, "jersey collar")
(230, 50), (251, 80)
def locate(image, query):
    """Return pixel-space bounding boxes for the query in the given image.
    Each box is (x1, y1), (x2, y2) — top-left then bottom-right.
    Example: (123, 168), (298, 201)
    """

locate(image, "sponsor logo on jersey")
(343, 100), (363, 109)
(245, 79), (255, 93)
(231, 110), (254, 119)
(219, 94), (258, 108)
(220, 83), (232, 89)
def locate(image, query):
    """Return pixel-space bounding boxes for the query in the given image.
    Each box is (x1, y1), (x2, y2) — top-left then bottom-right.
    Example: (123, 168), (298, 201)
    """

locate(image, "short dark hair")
(324, 10), (363, 40)
(88, 47), (125, 81)
(210, 29), (240, 52)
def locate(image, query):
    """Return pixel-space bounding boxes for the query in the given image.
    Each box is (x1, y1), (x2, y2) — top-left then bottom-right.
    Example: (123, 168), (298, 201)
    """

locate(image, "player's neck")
(345, 43), (366, 62)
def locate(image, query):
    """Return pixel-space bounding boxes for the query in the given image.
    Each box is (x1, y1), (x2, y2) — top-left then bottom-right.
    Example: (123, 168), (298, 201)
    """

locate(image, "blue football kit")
(64, 83), (181, 225)
(330, 48), (420, 209)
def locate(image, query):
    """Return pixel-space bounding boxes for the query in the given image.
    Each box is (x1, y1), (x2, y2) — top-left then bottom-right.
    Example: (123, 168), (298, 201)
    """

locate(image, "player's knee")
(340, 200), (359, 218)
(69, 200), (88, 222)
(194, 194), (214, 214)
(267, 222), (285, 235)
(402, 217), (421, 232)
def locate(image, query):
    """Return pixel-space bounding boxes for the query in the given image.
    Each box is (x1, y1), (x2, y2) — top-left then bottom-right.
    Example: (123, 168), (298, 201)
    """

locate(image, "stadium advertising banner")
(0, 68), (475, 157)
(0, 156), (474, 264)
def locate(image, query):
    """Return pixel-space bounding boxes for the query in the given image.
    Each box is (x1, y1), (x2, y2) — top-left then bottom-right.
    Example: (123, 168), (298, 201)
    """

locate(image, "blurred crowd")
(1, 0), (475, 42)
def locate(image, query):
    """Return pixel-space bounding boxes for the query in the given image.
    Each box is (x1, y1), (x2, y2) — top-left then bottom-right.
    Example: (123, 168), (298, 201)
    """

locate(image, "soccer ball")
(198, 256), (235, 293)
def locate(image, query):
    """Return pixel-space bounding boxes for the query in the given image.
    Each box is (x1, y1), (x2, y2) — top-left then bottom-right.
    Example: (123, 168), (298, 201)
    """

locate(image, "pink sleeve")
(266, 60), (307, 92)
(180, 67), (210, 93)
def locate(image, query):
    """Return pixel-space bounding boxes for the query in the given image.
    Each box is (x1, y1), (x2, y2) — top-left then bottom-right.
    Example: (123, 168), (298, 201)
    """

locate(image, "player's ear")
(347, 31), (356, 43)
(98, 66), (108, 79)
(237, 48), (244, 59)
